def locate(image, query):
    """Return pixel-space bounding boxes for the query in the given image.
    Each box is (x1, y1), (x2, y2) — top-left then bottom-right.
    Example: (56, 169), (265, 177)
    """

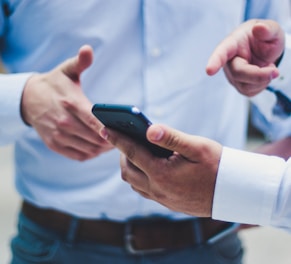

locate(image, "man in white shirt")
(101, 19), (291, 232)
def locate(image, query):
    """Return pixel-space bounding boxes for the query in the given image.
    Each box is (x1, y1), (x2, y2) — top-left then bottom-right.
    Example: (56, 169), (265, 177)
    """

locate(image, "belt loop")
(65, 216), (80, 246)
(192, 219), (203, 245)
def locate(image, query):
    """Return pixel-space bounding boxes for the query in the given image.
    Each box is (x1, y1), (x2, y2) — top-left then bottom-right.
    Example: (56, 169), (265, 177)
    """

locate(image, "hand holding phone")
(91, 104), (173, 158)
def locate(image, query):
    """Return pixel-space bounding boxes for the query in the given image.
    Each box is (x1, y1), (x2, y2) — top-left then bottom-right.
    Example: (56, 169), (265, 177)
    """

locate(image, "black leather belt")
(21, 201), (235, 254)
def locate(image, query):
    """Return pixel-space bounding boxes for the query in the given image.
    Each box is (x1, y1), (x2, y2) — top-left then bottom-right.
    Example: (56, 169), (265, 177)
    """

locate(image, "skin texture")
(100, 124), (222, 217)
(206, 19), (285, 97)
(100, 124), (291, 218)
(21, 45), (113, 161)
(98, 19), (289, 218)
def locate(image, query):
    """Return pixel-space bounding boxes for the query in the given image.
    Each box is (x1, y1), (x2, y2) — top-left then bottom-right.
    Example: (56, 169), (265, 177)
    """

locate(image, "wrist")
(20, 74), (40, 126)
(275, 50), (284, 67)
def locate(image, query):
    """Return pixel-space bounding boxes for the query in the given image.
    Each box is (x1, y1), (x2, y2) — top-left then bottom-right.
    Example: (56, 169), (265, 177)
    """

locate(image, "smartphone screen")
(91, 104), (173, 158)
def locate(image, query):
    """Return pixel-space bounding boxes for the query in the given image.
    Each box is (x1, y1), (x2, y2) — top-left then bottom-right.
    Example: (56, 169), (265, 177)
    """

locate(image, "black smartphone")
(91, 104), (173, 158)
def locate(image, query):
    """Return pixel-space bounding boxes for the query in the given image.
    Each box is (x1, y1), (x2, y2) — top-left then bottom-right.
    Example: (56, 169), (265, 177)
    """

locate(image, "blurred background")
(1, 129), (291, 263)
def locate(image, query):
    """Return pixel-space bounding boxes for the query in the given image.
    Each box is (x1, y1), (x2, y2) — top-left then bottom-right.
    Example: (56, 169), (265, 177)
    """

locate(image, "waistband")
(21, 201), (237, 255)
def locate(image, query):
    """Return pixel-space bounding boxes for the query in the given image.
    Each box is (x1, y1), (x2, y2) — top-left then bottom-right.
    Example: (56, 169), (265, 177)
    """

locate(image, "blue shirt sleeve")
(244, 0), (289, 22)
(0, 2), (5, 36)
(0, 73), (33, 145)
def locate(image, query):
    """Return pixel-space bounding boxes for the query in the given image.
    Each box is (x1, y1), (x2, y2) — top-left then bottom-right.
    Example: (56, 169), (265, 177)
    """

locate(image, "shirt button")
(150, 48), (161, 57)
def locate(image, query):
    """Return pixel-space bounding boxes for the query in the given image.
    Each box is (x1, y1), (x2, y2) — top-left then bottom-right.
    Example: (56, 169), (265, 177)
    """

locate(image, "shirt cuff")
(0, 72), (34, 144)
(212, 147), (286, 226)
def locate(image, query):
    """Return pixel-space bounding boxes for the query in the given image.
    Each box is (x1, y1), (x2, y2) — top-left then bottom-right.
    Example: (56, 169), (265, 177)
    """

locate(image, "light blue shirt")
(0, 0), (289, 220)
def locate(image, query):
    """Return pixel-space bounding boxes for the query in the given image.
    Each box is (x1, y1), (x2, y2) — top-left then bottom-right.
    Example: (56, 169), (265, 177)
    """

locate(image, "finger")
(55, 45), (100, 136)
(229, 56), (278, 82)
(253, 21), (281, 41)
(120, 154), (149, 189)
(223, 57), (277, 96)
(147, 124), (214, 160)
(44, 129), (112, 160)
(100, 127), (158, 172)
(61, 45), (94, 82)
(206, 20), (284, 76)
(206, 36), (238, 76)
(48, 142), (93, 161)
(121, 154), (144, 175)
(131, 186), (151, 200)
(236, 84), (268, 97)
(252, 21), (285, 63)
(60, 99), (111, 146)
(53, 131), (113, 155)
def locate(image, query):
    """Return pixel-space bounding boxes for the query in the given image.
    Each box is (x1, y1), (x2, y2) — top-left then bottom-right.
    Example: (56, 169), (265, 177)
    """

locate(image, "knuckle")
(151, 188), (166, 201)
(121, 170), (128, 182)
(49, 130), (70, 148)
(56, 115), (71, 128)
(197, 141), (212, 158)
(238, 84), (262, 97)
(87, 114), (101, 128)
(163, 134), (181, 149)
(45, 136), (59, 151)
(119, 144), (136, 160)
(51, 130), (64, 141)
(45, 139), (55, 150)
(237, 85), (253, 97)
(77, 155), (90, 161)
(125, 148), (136, 160)
(61, 98), (78, 111)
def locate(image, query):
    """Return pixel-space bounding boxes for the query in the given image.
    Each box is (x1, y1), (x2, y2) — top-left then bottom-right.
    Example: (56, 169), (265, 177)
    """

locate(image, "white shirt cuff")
(212, 147), (286, 226)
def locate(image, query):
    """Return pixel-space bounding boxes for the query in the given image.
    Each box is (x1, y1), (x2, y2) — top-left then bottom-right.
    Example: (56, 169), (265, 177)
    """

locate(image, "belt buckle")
(124, 220), (165, 255)
(206, 222), (240, 244)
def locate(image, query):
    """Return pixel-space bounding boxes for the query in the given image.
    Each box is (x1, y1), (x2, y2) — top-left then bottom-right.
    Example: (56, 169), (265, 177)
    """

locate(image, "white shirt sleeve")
(212, 147), (286, 227)
(0, 73), (34, 145)
(270, 158), (291, 230)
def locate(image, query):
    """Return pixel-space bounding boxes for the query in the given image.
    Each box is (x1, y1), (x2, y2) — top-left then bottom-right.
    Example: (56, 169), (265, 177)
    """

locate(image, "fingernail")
(99, 127), (108, 140)
(150, 127), (164, 141)
(271, 70), (279, 79)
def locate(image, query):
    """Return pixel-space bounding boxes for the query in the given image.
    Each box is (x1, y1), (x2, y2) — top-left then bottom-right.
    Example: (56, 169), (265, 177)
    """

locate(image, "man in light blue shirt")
(0, 1), (290, 263)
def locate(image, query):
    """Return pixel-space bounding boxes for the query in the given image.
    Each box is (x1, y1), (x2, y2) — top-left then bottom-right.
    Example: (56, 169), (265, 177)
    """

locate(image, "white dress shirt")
(0, 0), (290, 220)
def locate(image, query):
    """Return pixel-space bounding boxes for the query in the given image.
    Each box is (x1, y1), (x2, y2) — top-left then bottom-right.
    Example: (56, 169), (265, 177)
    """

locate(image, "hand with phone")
(92, 104), (173, 158)
(99, 123), (222, 217)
